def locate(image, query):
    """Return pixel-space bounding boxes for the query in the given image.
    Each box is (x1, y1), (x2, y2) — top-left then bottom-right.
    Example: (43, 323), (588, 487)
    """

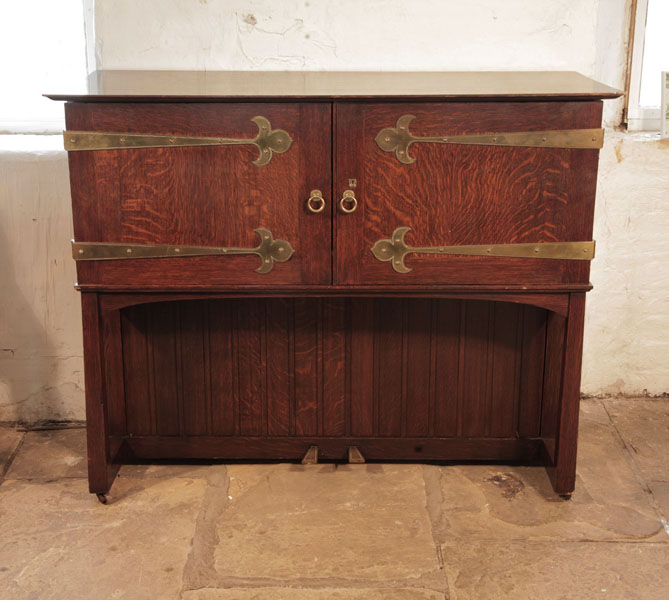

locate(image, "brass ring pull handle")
(375, 114), (605, 165)
(371, 226), (595, 273)
(307, 189), (325, 213)
(339, 190), (358, 214)
(72, 228), (294, 274)
(64, 116), (293, 166)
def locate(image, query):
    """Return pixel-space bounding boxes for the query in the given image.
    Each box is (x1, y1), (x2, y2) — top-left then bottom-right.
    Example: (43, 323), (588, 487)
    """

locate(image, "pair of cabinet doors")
(66, 100), (601, 288)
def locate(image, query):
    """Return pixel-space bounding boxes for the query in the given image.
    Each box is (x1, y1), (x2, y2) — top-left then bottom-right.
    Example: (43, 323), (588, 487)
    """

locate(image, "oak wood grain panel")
(50, 70), (622, 102)
(117, 298), (546, 446)
(322, 298), (347, 436)
(375, 299), (404, 436)
(121, 306), (152, 435)
(65, 102), (332, 288)
(518, 305), (548, 437)
(541, 311), (566, 444)
(405, 299), (433, 436)
(82, 293), (120, 494)
(265, 299), (292, 436)
(540, 311), (567, 461)
(209, 299), (236, 435)
(149, 302), (180, 435)
(293, 299), (320, 436)
(547, 293), (586, 494)
(125, 435), (542, 462)
(235, 299), (266, 436)
(460, 301), (493, 436)
(433, 300), (461, 436)
(179, 301), (210, 435)
(489, 302), (522, 437)
(102, 309), (126, 436)
(334, 101), (602, 287)
(349, 299), (375, 436)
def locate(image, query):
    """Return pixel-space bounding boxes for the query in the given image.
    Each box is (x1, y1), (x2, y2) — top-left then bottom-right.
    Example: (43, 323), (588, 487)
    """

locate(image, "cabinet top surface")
(46, 70), (622, 102)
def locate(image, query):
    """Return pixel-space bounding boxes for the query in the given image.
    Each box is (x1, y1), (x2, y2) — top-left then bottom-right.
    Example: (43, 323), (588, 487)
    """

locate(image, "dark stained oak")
(66, 102), (332, 288)
(47, 70), (621, 101)
(112, 298), (547, 444)
(335, 101), (602, 286)
(123, 435), (542, 463)
(55, 71), (616, 497)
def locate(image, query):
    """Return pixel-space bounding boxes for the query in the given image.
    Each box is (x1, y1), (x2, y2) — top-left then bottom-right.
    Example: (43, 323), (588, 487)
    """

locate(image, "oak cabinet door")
(66, 102), (331, 288)
(334, 102), (602, 287)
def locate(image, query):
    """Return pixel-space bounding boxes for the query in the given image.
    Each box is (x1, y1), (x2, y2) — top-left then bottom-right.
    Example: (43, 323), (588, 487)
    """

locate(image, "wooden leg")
(545, 293), (586, 496)
(81, 293), (120, 496)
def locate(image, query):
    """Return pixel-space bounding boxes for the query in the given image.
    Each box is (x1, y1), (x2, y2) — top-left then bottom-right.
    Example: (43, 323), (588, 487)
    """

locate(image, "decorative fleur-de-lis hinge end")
(72, 228), (295, 274)
(371, 226), (595, 273)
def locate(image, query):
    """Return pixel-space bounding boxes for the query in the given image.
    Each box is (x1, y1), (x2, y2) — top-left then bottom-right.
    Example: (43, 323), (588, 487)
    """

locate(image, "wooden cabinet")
(334, 102), (601, 286)
(49, 71), (620, 502)
(66, 102), (332, 286)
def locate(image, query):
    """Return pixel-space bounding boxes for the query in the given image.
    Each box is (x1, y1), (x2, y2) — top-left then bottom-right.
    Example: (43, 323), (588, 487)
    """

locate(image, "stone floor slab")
(442, 540), (669, 600)
(5, 428), (87, 480)
(183, 588), (444, 599)
(0, 426), (23, 476)
(0, 477), (206, 600)
(603, 398), (669, 482)
(649, 481), (669, 526)
(432, 401), (664, 541)
(213, 463), (441, 583)
(119, 462), (213, 480)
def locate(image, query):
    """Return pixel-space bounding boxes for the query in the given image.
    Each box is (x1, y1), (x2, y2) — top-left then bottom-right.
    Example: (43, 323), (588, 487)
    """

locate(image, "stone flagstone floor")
(0, 398), (668, 599)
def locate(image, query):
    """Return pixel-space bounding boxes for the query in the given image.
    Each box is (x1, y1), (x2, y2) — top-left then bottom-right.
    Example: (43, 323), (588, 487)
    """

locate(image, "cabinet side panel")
(541, 312), (567, 444)
(102, 310), (126, 436)
(518, 305), (548, 437)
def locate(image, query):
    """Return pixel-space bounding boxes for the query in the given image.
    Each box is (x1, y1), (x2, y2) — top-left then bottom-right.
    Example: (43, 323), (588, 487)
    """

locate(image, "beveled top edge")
(46, 70), (623, 101)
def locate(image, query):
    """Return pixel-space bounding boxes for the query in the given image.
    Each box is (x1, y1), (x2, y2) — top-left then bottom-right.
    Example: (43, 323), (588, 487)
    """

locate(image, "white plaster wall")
(93, 0), (630, 126)
(0, 140), (84, 422)
(1, 0), (666, 422)
(584, 133), (669, 396)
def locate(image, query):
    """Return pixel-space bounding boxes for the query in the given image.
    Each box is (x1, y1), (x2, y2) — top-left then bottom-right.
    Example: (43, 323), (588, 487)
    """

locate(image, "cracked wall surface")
(92, 0), (631, 126)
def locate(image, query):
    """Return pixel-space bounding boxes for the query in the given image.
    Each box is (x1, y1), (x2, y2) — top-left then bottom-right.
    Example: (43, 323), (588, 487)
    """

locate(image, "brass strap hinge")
(72, 228), (294, 274)
(375, 114), (604, 164)
(371, 227), (595, 273)
(64, 116), (292, 166)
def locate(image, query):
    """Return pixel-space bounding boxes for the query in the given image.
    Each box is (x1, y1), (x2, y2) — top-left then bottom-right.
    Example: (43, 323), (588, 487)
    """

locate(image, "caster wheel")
(96, 493), (108, 505)
(559, 493), (572, 501)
